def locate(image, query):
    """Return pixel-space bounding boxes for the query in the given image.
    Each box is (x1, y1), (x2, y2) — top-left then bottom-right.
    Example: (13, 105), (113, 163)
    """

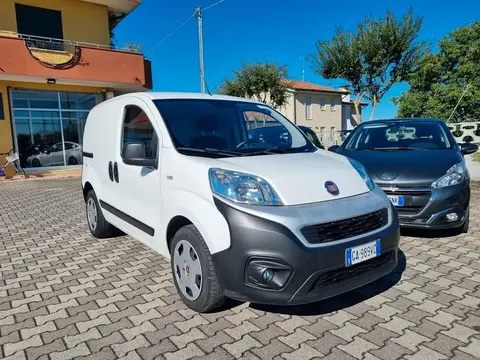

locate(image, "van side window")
(122, 105), (158, 159)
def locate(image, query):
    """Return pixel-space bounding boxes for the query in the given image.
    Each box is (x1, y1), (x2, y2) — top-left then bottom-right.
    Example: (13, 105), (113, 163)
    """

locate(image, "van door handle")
(108, 161), (113, 182)
(113, 162), (119, 183)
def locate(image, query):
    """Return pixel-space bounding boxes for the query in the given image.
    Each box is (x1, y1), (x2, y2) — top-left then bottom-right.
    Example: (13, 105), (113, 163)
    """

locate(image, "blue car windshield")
(344, 121), (453, 151)
(154, 98), (315, 157)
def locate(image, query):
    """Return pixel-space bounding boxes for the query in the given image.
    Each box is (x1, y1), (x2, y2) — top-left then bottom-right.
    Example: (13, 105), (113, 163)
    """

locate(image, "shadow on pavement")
(218, 249), (407, 316)
(400, 227), (463, 238)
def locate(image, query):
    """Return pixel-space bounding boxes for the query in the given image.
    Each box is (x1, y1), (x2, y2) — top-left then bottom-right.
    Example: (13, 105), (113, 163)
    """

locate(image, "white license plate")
(387, 195), (404, 207)
(345, 240), (381, 267)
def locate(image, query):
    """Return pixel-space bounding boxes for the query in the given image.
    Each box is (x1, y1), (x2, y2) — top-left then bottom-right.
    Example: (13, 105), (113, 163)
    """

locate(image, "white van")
(81, 92), (400, 312)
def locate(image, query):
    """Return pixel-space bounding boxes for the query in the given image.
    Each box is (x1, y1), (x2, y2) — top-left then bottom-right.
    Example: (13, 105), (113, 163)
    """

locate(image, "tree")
(218, 62), (293, 109)
(394, 21), (480, 122)
(123, 42), (143, 53)
(309, 7), (427, 120)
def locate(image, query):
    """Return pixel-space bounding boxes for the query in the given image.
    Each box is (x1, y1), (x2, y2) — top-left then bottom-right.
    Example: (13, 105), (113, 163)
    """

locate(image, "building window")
(306, 96), (312, 120)
(122, 106), (158, 160)
(330, 103), (336, 111)
(320, 98), (326, 111)
(15, 4), (64, 50)
(11, 89), (101, 169)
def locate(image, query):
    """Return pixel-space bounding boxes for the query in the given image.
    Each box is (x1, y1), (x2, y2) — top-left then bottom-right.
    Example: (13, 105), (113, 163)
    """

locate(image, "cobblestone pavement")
(1, 179), (480, 360)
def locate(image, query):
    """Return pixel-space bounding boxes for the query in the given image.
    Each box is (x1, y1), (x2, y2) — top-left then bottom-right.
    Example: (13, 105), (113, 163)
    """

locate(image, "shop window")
(11, 89), (97, 169)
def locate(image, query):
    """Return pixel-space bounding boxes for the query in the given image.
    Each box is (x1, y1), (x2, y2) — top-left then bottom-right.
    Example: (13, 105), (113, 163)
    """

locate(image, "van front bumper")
(211, 188), (400, 306)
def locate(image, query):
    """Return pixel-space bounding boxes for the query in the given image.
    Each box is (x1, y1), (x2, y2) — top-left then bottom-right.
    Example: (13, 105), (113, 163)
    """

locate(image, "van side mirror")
(122, 142), (156, 168)
(328, 145), (340, 152)
(460, 142), (478, 156)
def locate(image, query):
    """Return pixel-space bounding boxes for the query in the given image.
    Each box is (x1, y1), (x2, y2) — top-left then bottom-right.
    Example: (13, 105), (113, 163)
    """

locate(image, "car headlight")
(432, 162), (466, 189)
(209, 168), (283, 205)
(349, 158), (375, 191)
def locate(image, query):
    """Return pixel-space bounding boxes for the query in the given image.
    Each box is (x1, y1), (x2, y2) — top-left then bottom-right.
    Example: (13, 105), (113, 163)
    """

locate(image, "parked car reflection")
(27, 141), (82, 167)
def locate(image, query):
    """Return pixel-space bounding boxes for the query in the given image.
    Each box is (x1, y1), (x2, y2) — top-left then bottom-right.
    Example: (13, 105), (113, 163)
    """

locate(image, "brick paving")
(1, 178), (480, 360)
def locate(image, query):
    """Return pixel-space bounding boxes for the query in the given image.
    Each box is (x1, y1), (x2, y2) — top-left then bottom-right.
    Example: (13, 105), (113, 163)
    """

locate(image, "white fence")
(447, 122), (480, 143)
(314, 121), (480, 148)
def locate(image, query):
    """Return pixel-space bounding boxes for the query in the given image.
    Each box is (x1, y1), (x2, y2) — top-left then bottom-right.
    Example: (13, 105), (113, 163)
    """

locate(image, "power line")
(144, 13), (195, 56)
(201, 0), (225, 12)
(143, 0), (227, 93)
(447, 82), (471, 123)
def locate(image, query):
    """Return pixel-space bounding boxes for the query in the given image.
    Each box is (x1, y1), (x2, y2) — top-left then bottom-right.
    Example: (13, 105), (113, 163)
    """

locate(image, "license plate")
(387, 195), (404, 207)
(345, 240), (381, 267)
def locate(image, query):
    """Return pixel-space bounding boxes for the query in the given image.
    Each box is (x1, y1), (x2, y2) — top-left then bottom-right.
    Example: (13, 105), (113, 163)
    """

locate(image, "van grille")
(311, 251), (393, 290)
(300, 208), (388, 244)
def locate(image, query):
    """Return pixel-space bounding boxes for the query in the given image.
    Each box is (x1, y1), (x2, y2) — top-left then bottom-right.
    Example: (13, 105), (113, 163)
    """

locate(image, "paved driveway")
(1, 179), (480, 360)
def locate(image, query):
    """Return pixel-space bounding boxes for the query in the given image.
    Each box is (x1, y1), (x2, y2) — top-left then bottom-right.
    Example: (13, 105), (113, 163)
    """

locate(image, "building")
(277, 80), (368, 146)
(0, 0), (152, 176)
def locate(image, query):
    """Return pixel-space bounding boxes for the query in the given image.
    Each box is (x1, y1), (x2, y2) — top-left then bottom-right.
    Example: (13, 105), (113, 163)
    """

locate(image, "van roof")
(110, 92), (263, 104)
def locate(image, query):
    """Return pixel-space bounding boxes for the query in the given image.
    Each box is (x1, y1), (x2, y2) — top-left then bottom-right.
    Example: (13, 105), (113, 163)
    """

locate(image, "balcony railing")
(0, 30), (141, 54)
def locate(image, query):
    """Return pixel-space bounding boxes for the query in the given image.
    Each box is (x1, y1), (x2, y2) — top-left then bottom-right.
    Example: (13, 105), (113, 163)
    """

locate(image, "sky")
(114, 0), (479, 120)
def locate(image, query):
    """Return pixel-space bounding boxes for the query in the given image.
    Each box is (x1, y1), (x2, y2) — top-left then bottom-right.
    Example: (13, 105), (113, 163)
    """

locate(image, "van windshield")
(153, 99), (315, 158)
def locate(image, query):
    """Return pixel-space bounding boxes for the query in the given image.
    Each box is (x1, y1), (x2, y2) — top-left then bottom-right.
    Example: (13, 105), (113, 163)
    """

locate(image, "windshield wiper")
(176, 147), (242, 157)
(241, 147), (291, 156)
(372, 147), (424, 151)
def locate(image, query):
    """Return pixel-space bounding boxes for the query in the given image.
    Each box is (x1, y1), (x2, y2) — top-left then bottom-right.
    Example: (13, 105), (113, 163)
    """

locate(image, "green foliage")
(123, 42), (143, 53)
(217, 62), (293, 108)
(394, 21), (480, 122)
(309, 7), (427, 120)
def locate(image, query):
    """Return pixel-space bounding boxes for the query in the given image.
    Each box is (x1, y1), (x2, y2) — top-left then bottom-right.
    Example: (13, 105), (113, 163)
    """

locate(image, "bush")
(463, 135), (474, 143)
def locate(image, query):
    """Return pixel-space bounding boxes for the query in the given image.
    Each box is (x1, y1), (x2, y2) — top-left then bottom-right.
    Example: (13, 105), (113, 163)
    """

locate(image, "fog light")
(262, 269), (274, 282)
(446, 213), (458, 222)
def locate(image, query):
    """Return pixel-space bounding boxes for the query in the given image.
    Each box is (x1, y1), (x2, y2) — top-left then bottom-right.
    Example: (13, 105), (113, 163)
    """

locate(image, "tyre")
(171, 224), (226, 312)
(68, 156), (79, 165)
(32, 158), (41, 167)
(86, 189), (116, 238)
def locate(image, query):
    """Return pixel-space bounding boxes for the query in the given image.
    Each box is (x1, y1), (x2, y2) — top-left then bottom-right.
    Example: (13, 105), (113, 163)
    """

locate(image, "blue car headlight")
(209, 168), (283, 205)
(349, 159), (375, 191)
(432, 162), (466, 189)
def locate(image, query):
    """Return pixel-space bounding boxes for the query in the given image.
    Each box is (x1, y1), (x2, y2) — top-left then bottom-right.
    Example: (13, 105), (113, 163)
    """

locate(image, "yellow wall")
(0, 81), (103, 154)
(0, 0), (110, 46)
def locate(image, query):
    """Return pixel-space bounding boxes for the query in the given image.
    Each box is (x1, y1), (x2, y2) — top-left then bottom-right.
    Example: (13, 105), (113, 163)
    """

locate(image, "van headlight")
(349, 159), (375, 191)
(209, 168), (283, 205)
(432, 162), (466, 189)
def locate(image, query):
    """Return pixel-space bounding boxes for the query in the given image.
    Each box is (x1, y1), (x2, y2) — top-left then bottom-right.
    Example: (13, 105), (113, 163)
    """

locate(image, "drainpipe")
(293, 92), (297, 124)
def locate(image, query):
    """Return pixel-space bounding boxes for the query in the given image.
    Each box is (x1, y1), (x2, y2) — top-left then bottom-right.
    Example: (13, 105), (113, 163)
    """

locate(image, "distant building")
(277, 80), (368, 145)
(0, 0), (152, 174)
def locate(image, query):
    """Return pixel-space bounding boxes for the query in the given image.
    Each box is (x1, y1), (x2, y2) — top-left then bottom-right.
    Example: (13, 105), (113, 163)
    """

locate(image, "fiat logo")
(325, 181), (339, 196)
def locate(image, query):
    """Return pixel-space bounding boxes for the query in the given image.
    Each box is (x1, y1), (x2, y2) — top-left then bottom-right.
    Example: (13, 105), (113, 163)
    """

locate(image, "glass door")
(11, 89), (100, 170)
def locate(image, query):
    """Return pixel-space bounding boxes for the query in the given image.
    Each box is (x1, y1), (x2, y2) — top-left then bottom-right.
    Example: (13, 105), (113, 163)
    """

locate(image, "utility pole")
(195, 7), (205, 93)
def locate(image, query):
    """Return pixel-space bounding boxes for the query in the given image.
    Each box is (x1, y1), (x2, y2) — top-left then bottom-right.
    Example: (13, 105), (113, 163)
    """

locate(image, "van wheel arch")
(83, 182), (94, 202)
(166, 216), (193, 253)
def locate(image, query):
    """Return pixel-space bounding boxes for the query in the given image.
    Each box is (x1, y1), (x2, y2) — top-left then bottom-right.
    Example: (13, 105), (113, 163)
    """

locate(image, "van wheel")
(171, 224), (226, 313)
(86, 190), (115, 238)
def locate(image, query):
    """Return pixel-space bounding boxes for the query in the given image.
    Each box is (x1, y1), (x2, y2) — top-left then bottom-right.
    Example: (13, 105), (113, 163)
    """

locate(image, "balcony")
(0, 31), (152, 91)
